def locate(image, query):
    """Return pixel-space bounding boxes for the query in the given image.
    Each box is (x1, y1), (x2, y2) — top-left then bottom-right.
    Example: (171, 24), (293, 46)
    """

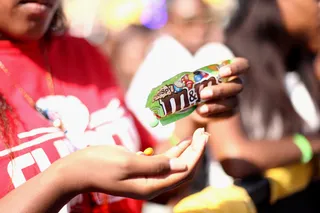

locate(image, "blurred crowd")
(62, 0), (320, 212)
(58, 0), (320, 213)
(63, 0), (236, 91)
(27, 0), (320, 212)
(63, 1), (237, 209)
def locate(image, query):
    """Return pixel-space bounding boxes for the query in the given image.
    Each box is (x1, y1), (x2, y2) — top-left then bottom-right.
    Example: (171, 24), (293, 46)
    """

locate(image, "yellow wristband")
(293, 134), (313, 164)
(169, 134), (180, 146)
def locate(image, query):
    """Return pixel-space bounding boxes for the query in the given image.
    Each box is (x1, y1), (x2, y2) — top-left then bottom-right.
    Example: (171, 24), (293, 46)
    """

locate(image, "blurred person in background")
(0, 0), (248, 213)
(126, 0), (237, 210)
(206, 0), (320, 212)
(107, 25), (154, 92)
(164, 0), (212, 55)
(127, 0), (234, 141)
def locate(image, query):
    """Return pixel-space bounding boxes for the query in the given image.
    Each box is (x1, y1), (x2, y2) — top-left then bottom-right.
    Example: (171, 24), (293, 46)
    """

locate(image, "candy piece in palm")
(145, 60), (232, 127)
(143, 147), (154, 156)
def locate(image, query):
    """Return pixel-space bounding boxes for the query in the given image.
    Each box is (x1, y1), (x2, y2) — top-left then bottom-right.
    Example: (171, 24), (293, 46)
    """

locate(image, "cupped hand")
(59, 128), (209, 200)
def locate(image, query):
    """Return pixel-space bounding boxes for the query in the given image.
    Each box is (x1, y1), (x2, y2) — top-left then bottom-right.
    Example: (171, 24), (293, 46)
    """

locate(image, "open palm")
(67, 128), (208, 200)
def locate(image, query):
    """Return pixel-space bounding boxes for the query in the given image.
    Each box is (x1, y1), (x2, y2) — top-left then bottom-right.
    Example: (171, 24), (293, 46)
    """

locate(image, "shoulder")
(48, 34), (118, 90)
(50, 34), (113, 74)
(50, 34), (101, 55)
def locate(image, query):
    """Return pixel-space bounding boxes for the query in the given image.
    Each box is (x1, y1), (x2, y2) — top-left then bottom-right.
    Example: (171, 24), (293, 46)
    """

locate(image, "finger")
(151, 129), (208, 189)
(128, 155), (187, 177)
(200, 77), (243, 101)
(219, 57), (249, 77)
(164, 139), (192, 158)
(178, 128), (209, 168)
(158, 129), (209, 186)
(123, 129), (209, 199)
(189, 128), (209, 155)
(196, 97), (238, 116)
(129, 128), (207, 177)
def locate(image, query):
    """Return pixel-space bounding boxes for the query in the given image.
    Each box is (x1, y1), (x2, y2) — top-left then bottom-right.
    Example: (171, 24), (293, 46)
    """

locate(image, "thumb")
(128, 155), (187, 177)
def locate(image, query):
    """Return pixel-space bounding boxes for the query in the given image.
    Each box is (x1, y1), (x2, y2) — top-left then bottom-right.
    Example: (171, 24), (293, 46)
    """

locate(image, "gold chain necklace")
(0, 44), (64, 129)
(0, 46), (55, 108)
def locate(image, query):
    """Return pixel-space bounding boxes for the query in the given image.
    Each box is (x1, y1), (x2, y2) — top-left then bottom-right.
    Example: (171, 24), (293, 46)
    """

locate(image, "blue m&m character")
(174, 85), (183, 92)
(194, 71), (203, 82)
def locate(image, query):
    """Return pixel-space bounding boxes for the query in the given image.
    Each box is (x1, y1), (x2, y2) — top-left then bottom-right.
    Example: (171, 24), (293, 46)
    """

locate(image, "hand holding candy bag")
(146, 60), (232, 127)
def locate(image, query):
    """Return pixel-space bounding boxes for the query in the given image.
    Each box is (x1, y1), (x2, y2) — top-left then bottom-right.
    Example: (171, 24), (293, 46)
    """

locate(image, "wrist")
(47, 157), (84, 198)
(30, 158), (82, 212)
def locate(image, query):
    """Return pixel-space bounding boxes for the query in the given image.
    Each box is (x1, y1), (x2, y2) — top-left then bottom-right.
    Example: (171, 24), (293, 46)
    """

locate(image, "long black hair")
(226, 0), (320, 138)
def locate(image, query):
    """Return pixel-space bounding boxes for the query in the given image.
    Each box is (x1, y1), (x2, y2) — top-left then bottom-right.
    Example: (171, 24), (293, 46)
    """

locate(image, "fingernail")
(192, 128), (204, 142)
(177, 140), (190, 148)
(198, 105), (209, 114)
(200, 88), (213, 100)
(203, 134), (210, 144)
(170, 158), (187, 171)
(194, 128), (205, 137)
(219, 66), (232, 77)
(204, 132), (211, 140)
(192, 129), (209, 150)
(192, 137), (206, 151)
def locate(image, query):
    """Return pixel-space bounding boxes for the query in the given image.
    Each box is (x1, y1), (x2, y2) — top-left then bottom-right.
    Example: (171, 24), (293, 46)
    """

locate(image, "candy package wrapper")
(146, 60), (231, 127)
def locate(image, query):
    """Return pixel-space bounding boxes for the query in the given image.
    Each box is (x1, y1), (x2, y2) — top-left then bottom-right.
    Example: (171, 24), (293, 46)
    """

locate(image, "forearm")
(208, 116), (320, 178)
(227, 137), (319, 173)
(0, 161), (76, 213)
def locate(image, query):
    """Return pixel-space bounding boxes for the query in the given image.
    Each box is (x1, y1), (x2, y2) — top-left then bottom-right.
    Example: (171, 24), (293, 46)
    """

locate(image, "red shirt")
(0, 35), (155, 213)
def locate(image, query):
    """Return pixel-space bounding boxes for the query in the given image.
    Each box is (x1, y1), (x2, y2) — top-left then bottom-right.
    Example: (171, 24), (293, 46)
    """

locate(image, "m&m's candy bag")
(146, 60), (231, 127)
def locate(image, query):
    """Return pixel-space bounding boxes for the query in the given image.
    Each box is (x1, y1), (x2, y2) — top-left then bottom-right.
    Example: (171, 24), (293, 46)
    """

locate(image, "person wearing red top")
(0, 1), (248, 212)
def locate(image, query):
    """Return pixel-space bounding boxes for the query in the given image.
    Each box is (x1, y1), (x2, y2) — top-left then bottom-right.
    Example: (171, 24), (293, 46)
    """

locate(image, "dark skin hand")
(0, 129), (209, 213)
(174, 57), (249, 141)
(197, 58), (248, 118)
(0, 0), (249, 211)
(155, 57), (249, 154)
(152, 58), (249, 205)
